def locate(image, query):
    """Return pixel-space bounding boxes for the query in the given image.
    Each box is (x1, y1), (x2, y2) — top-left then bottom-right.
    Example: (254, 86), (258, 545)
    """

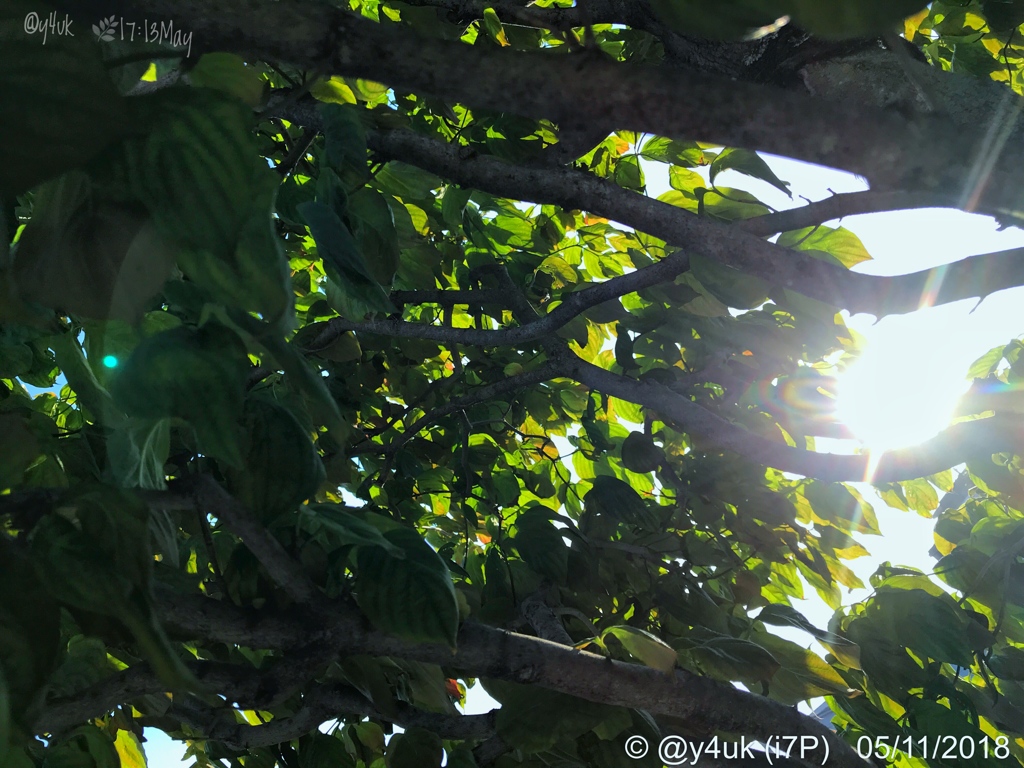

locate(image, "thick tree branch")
(53, 0), (1024, 214)
(261, 118), (1024, 319)
(520, 588), (574, 646)
(561, 354), (1024, 483)
(111, 587), (866, 768)
(173, 684), (495, 749)
(37, 653), (493, 747)
(400, 0), (650, 31)
(363, 128), (1024, 317)
(312, 305), (1024, 481)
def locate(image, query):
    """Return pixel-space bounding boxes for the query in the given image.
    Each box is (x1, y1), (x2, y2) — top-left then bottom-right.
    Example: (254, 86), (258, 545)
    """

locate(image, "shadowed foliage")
(3, 1), (1024, 767)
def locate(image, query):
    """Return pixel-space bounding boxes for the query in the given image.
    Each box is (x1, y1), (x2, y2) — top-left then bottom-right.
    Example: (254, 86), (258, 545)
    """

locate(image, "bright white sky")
(142, 156), (1024, 766)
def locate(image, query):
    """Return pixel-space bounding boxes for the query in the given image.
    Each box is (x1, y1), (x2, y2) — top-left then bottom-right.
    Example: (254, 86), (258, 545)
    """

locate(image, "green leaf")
(48, 636), (116, 698)
(253, 328), (346, 435)
(710, 148), (790, 197)
(376, 162), (441, 202)
(113, 730), (147, 768)
(43, 727), (120, 768)
(513, 508), (569, 582)
(750, 631), (853, 704)
(109, 322), (249, 467)
(0, 2), (129, 198)
(690, 254), (770, 309)
(669, 165), (706, 193)
(966, 344), (1006, 380)
(614, 155), (644, 191)
(445, 745), (480, 768)
(989, 646), (1024, 680)
(299, 201), (395, 315)
(29, 486), (194, 689)
(310, 76), (357, 105)
(482, 6), (511, 45)
(349, 188), (401, 286)
(584, 475), (658, 529)
(868, 588), (974, 666)
(900, 477), (939, 515)
(320, 102), (368, 176)
(386, 727), (443, 768)
(441, 186), (473, 229)
(700, 187), (771, 220)
(227, 397), (325, 522)
(790, 0), (931, 38)
(126, 87), (256, 259)
(188, 53), (264, 107)
(302, 506), (405, 556)
(301, 733), (355, 768)
(688, 635), (781, 683)
(107, 418), (172, 491)
(356, 527), (459, 647)
(756, 604), (861, 668)
(802, 481), (881, 535)
(537, 256), (577, 288)
(620, 432), (663, 473)
(603, 626), (678, 672)
(228, 166), (296, 319)
(316, 167), (348, 222)
(488, 681), (617, 754)
(11, 172), (177, 321)
(639, 136), (708, 167)
(832, 695), (904, 739)
(0, 413), (40, 490)
(777, 225), (873, 268)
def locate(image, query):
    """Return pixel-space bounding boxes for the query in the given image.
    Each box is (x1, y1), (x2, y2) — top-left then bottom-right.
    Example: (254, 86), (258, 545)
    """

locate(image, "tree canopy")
(4, 1), (1024, 767)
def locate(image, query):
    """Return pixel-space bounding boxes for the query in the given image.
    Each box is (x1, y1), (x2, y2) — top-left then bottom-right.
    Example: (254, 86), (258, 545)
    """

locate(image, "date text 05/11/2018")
(621, 733), (1013, 765)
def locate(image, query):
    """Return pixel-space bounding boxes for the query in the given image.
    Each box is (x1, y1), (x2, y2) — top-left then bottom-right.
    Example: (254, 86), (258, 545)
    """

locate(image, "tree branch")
(146, 590), (870, 768)
(305, 249), (692, 351)
(172, 683), (495, 750)
(53, 0), (1024, 213)
(520, 588), (574, 646)
(363, 128), (1024, 317)
(265, 118), (1024, 320)
(377, 360), (563, 466)
(310, 307), (1023, 482)
(39, 578), (867, 767)
(390, 288), (509, 308)
(738, 190), (987, 237)
(562, 354), (1024, 483)
(399, 0), (650, 32)
(175, 476), (325, 608)
(37, 652), (493, 747)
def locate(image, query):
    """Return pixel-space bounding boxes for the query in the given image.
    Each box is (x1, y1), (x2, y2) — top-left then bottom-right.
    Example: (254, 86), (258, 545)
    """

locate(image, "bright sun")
(834, 316), (972, 459)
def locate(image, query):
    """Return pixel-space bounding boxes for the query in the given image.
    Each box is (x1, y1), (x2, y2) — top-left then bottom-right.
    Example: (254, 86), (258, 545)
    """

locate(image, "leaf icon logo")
(92, 15), (118, 42)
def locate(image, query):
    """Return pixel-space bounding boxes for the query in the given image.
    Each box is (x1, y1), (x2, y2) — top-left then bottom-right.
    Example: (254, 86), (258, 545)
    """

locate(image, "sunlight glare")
(834, 309), (973, 459)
